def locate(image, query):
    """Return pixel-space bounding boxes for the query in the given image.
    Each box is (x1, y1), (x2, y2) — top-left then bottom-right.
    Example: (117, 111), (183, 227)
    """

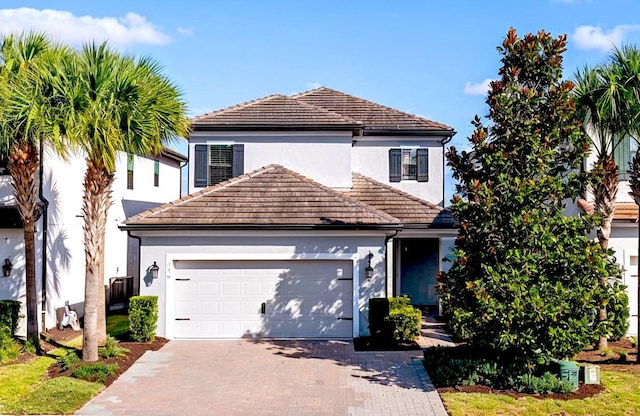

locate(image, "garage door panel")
(173, 260), (353, 339)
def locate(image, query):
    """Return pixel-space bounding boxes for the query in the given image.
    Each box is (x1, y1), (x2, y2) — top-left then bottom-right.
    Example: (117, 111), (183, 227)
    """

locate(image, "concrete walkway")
(417, 315), (456, 349)
(77, 339), (448, 416)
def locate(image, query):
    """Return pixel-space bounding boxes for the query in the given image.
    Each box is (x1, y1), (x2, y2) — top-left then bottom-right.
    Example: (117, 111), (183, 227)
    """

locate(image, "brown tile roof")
(293, 87), (454, 133)
(191, 94), (361, 130)
(577, 199), (638, 221)
(124, 165), (401, 229)
(347, 173), (455, 227)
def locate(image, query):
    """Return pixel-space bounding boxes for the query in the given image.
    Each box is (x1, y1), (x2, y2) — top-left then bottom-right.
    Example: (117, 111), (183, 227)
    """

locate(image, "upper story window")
(154, 160), (160, 187)
(127, 154), (134, 190)
(194, 144), (244, 187)
(389, 148), (428, 183)
(614, 136), (638, 180)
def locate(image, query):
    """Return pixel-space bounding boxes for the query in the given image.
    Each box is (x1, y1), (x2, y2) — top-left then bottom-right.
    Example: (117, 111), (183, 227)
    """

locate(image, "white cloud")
(463, 78), (493, 96)
(306, 82), (322, 90)
(177, 26), (193, 36)
(0, 8), (172, 47)
(573, 25), (640, 52)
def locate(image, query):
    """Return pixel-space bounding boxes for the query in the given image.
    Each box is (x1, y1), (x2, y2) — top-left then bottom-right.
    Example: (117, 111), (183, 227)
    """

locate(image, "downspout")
(383, 229), (400, 298)
(179, 159), (187, 198)
(38, 139), (49, 332)
(440, 134), (454, 208)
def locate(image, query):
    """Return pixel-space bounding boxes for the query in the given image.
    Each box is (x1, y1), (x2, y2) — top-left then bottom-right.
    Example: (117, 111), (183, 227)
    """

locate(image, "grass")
(106, 314), (129, 338)
(0, 355), (102, 415)
(440, 370), (640, 416)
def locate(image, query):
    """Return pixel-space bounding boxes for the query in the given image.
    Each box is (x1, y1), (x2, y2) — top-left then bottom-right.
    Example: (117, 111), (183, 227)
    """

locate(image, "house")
(582, 137), (640, 336)
(0, 146), (186, 336)
(122, 87), (457, 339)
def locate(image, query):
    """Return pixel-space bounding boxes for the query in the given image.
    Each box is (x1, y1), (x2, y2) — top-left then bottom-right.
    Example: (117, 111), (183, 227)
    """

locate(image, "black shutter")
(194, 144), (208, 187)
(417, 148), (429, 182)
(389, 148), (401, 182)
(232, 144), (244, 177)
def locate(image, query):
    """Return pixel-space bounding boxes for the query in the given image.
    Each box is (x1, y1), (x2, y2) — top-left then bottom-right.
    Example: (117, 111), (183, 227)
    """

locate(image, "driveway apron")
(77, 340), (447, 416)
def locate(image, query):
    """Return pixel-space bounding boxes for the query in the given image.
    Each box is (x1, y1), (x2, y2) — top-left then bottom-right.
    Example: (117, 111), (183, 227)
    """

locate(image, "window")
(127, 154), (134, 190)
(194, 144), (244, 187)
(614, 136), (638, 180)
(154, 160), (160, 187)
(389, 148), (429, 182)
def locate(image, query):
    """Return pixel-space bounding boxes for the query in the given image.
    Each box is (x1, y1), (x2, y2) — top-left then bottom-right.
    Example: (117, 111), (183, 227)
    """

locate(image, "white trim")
(190, 131), (354, 138)
(163, 252), (359, 340)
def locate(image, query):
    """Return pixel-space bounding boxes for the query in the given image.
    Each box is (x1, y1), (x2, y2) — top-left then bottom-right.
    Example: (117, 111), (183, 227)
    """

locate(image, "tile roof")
(124, 165), (401, 229)
(293, 87), (454, 132)
(577, 199), (638, 221)
(191, 94), (361, 130)
(347, 173), (456, 227)
(191, 87), (454, 134)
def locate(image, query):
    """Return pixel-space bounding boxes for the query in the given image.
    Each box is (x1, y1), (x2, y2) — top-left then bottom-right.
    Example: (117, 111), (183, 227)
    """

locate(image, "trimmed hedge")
(368, 297), (421, 344)
(0, 300), (21, 335)
(129, 296), (158, 342)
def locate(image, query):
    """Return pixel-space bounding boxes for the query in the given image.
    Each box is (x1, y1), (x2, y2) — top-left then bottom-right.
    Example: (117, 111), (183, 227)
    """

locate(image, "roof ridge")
(293, 87), (452, 129)
(191, 94), (286, 121)
(351, 172), (445, 211)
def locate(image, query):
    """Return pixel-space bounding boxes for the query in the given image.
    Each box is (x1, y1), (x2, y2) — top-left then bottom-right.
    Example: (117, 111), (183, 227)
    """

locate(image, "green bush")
(0, 300), (21, 335)
(606, 280), (630, 341)
(0, 328), (21, 363)
(99, 335), (130, 358)
(369, 297), (421, 345)
(72, 362), (118, 383)
(516, 372), (575, 394)
(389, 305), (421, 342)
(60, 350), (80, 370)
(129, 296), (158, 342)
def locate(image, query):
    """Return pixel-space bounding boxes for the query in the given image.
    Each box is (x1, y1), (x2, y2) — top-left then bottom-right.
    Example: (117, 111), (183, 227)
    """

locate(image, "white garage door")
(173, 260), (353, 339)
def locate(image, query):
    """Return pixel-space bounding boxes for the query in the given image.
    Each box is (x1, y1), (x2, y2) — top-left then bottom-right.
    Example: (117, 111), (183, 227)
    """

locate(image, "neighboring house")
(122, 87), (457, 339)
(0, 146), (186, 336)
(581, 137), (640, 336)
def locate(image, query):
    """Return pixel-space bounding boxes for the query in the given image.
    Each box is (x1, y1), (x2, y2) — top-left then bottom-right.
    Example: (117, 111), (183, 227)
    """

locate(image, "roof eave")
(120, 223), (403, 231)
(191, 124), (362, 132)
(362, 129), (456, 137)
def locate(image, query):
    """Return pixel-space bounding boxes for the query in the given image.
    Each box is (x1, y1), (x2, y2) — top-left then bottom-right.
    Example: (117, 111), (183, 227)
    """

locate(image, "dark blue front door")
(399, 239), (439, 305)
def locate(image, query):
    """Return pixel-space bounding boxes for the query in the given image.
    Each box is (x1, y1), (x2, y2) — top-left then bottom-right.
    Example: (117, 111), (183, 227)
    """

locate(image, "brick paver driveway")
(77, 340), (447, 416)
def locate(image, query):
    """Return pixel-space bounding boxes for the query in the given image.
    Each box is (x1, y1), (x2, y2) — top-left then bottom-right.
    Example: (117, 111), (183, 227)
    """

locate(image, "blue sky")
(2, 0), (640, 200)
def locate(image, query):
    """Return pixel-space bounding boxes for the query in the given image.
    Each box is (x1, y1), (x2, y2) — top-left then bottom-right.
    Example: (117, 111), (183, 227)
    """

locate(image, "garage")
(172, 259), (353, 339)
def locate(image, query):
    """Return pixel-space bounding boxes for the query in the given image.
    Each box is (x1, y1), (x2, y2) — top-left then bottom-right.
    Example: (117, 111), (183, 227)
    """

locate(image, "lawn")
(440, 370), (640, 416)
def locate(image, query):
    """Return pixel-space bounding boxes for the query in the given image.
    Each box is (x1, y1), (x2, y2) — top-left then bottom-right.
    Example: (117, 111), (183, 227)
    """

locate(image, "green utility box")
(580, 364), (600, 385)
(557, 360), (579, 391)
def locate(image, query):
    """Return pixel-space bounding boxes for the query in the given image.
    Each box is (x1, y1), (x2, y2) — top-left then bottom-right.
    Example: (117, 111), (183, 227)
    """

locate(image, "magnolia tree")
(442, 29), (619, 364)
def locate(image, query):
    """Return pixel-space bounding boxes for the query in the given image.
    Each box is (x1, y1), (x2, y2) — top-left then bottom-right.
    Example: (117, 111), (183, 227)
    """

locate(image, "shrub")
(388, 305), (421, 342)
(630, 336), (638, 348)
(369, 297), (421, 345)
(99, 335), (130, 358)
(0, 300), (21, 335)
(619, 350), (628, 361)
(23, 339), (37, 355)
(72, 362), (118, 382)
(60, 350), (80, 370)
(129, 296), (158, 342)
(516, 372), (575, 394)
(605, 280), (630, 341)
(0, 328), (20, 363)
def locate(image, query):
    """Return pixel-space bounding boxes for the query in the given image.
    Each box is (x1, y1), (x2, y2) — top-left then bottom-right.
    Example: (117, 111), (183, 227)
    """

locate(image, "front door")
(398, 239), (439, 305)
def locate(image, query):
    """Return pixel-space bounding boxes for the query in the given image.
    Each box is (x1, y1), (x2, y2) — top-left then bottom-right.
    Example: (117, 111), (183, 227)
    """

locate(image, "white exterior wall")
(132, 231), (388, 338)
(610, 224), (639, 336)
(188, 131), (354, 194)
(0, 146), (183, 331)
(352, 137), (446, 205)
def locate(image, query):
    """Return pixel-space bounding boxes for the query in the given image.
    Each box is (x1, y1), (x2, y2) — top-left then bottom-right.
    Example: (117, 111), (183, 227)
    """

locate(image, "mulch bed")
(428, 338), (640, 400)
(42, 327), (168, 387)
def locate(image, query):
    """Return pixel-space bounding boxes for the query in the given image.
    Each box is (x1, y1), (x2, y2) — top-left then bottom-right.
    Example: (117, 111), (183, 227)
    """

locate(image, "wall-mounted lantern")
(365, 252), (374, 279)
(150, 261), (160, 279)
(2, 258), (12, 277)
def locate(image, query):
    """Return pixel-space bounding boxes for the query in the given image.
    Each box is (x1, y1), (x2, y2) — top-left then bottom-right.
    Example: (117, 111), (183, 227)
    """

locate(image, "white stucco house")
(0, 145), (186, 336)
(122, 87), (457, 339)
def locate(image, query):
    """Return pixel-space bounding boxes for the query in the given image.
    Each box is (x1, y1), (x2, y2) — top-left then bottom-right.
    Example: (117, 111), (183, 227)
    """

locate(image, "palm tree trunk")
(593, 154), (619, 351)
(82, 159), (114, 361)
(97, 233), (107, 347)
(7, 141), (41, 350)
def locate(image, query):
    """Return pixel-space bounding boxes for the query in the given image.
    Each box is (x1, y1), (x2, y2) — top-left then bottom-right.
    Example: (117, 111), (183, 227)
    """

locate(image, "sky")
(2, 0), (640, 201)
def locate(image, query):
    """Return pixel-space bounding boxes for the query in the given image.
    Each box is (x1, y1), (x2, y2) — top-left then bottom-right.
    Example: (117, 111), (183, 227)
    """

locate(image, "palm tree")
(0, 32), (68, 349)
(58, 43), (189, 361)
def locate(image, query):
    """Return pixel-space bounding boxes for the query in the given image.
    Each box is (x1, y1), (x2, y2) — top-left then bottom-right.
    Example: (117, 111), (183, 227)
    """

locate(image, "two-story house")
(0, 146), (186, 336)
(122, 87), (457, 340)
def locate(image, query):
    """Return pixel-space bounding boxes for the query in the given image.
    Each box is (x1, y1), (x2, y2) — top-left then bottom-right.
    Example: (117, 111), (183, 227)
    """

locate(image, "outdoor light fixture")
(2, 258), (12, 277)
(365, 252), (374, 279)
(150, 261), (160, 279)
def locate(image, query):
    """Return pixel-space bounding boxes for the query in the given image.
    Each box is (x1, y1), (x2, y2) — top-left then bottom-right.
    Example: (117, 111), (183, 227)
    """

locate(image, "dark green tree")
(442, 28), (618, 364)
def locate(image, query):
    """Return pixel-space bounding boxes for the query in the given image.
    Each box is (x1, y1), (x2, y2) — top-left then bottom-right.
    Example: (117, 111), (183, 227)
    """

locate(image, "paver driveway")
(77, 339), (447, 416)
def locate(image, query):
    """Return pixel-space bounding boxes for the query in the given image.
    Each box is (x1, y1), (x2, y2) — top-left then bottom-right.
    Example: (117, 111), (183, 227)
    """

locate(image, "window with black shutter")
(389, 147), (429, 182)
(153, 160), (160, 187)
(614, 136), (637, 180)
(193, 144), (245, 187)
